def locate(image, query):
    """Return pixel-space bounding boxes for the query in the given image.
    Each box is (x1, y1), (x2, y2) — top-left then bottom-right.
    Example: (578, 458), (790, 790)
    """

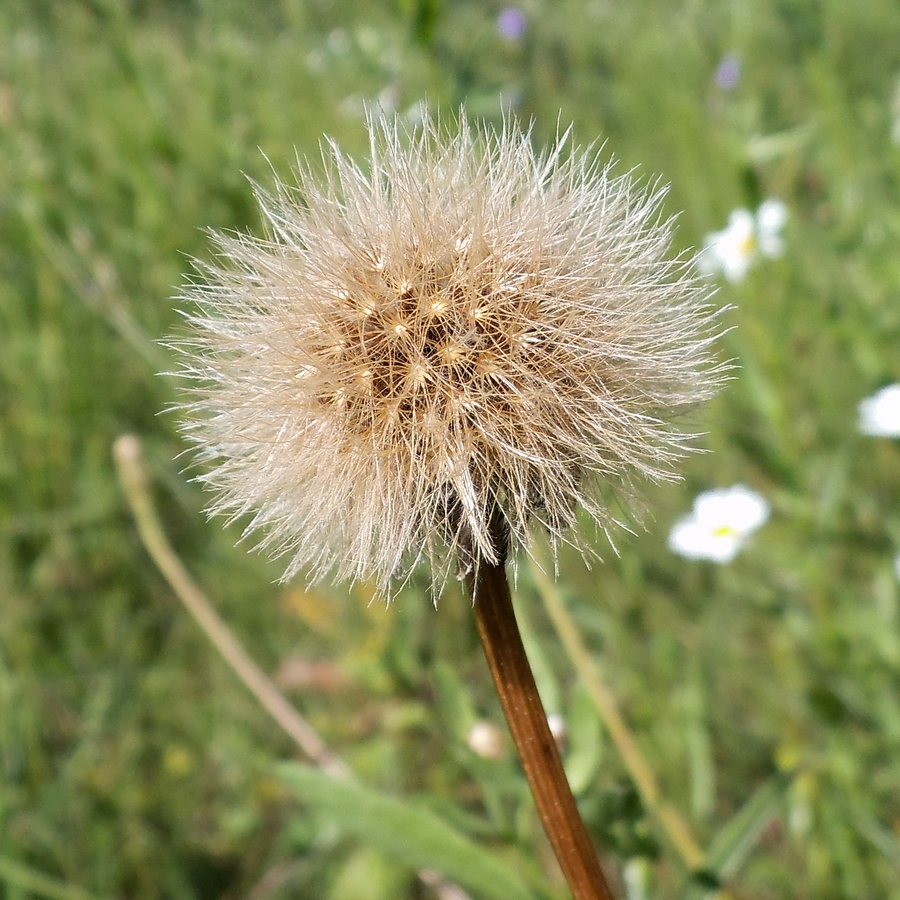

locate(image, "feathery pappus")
(174, 112), (724, 596)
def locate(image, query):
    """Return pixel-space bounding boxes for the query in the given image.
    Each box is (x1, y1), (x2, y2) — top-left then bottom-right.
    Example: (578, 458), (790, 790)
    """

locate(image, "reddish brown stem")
(466, 540), (616, 900)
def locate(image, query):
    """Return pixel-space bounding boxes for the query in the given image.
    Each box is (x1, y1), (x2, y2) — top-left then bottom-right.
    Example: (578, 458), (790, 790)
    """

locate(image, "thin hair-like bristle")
(172, 110), (725, 597)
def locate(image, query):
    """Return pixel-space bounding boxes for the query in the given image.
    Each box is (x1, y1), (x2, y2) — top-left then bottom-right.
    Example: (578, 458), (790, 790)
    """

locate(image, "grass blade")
(686, 774), (790, 898)
(277, 762), (536, 900)
(0, 856), (105, 900)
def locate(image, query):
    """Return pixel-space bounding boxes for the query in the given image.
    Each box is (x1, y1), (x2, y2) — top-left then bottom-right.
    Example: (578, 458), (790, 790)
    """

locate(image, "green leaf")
(685, 775), (789, 899)
(432, 660), (477, 743)
(564, 683), (603, 795)
(277, 763), (537, 900)
(0, 856), (104, 900)
(850, 804), (900, 871)
(708, 775), (789, 878)
(515, 597), (562, 718)
(327, 846), (413, 900)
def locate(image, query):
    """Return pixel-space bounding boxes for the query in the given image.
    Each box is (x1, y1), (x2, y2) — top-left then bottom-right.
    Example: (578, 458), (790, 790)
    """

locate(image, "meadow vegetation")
(3, 0), (900, 897)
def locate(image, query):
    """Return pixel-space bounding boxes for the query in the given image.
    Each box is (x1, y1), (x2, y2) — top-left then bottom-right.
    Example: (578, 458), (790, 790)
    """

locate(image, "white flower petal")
(668, 517), (742, 563)
(714, 210), (755, 282)
(668, 484), (768, 564)
(696, 241), (722, 276)
(859, 384), (900, 437)
(720, 251), (752, 283)
(727, 208), (757, 235)
(702, 201), (786, 280)
(693, 485), (769, 533)
(757, 200), (787, 258)
(757, 232), (783, 258)
(757, 199), (788, 234)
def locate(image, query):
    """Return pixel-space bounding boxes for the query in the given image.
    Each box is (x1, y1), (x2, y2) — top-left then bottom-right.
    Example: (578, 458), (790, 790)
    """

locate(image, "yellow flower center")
(713, 524), (737, 538)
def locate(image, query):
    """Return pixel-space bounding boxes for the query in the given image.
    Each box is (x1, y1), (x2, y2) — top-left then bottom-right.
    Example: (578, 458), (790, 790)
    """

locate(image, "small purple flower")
(496, 7), (527, 41)
(714, 53), (741, 90)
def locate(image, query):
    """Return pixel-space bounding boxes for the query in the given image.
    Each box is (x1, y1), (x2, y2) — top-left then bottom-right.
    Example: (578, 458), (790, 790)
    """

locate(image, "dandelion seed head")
(175, 112), (725, 595)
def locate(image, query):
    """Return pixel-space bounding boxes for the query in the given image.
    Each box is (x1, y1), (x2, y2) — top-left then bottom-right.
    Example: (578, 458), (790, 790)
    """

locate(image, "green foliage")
(3, 0), (900, 897)
(277, 763), (536, 900)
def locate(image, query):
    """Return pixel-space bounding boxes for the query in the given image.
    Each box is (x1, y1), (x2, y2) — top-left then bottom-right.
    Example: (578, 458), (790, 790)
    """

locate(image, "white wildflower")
(700, 200), (787, 282)
(668, 485), (769, 563)
(858, 384), (900, 437)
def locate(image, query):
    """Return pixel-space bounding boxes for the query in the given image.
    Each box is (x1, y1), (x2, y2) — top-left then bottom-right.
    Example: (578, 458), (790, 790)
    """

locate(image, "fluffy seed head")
(175, 112), (723, 595)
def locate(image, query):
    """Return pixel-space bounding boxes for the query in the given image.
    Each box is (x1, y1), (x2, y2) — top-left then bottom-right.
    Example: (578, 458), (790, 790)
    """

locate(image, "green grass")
(3, 0), (900, 897)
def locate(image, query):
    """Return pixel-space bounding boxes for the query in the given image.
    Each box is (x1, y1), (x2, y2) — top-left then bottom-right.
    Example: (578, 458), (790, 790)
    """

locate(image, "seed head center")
(309, 245), (535, 443)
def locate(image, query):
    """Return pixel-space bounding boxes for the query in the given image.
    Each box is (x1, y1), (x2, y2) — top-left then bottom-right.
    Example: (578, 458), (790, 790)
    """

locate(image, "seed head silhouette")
(176, 112), (722, 595)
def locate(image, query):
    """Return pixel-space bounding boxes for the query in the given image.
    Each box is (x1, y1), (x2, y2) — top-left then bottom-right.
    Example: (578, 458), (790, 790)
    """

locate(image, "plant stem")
(466, 526), (616, 900)
(113, 435), (351, 779)
(527, 554), (706, 873)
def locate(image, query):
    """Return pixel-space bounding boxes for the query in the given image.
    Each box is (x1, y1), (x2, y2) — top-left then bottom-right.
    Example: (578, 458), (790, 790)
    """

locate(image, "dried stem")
(466, 521), (616, 900)
(527, 554), (706, 872)
(113, 435), (469, 900)
(113, 435), (350, 779)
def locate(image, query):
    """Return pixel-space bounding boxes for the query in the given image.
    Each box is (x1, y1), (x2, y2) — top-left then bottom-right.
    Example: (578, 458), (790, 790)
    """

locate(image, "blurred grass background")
(3, 0), (900, 897)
